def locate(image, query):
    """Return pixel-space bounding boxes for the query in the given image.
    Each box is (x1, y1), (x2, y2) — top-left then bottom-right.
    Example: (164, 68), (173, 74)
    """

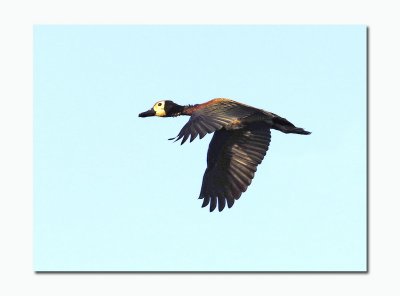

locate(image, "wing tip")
(200, 195), (233, 212)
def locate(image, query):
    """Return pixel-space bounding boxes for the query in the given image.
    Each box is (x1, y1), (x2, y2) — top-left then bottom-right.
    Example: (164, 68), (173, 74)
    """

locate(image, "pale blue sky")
(34, 25), (366, 271)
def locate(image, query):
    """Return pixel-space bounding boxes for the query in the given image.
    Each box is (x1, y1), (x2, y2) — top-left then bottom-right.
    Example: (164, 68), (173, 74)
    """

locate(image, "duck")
(139, 98), (311, 212)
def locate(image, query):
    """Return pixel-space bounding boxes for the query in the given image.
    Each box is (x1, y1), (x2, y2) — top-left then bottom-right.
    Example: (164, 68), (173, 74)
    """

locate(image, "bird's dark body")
(139, 98), (311, 212)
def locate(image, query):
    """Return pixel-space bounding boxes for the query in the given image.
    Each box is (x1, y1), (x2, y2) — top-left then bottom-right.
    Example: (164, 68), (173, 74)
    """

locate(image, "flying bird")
(139, 98), (311, 212)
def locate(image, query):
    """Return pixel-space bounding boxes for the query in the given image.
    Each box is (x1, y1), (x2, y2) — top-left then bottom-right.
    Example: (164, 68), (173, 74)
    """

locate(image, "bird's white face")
(153, 100), (166, 117)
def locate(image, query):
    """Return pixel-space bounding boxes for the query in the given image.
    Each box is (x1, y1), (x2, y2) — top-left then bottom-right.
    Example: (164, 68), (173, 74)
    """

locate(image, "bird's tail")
(272, 115), (311, 135)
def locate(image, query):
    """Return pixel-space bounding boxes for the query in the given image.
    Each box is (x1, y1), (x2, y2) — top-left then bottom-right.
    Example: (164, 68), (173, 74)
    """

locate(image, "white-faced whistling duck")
(139, 98), (311, 212)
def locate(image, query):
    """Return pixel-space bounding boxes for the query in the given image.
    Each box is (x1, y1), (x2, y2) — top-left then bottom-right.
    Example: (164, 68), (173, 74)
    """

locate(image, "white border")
(1, 0), (399, 295)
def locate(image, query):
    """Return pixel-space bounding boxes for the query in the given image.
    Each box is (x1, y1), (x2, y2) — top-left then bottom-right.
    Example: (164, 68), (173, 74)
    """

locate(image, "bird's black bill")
(139, 109), (156, 117)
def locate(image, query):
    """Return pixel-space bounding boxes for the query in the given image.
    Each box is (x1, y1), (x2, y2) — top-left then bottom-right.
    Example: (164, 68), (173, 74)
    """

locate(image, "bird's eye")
(158, 103), (162, 106)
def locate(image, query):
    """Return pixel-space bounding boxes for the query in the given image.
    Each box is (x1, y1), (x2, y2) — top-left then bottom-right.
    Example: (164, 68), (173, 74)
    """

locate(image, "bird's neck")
(182, 104), (199, 116)
(167, 103), (199, 116)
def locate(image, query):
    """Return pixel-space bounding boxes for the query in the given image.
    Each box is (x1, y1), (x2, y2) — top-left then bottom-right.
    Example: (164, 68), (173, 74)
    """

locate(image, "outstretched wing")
(199, 122), (271, 212)
(171, 99), (259, 144)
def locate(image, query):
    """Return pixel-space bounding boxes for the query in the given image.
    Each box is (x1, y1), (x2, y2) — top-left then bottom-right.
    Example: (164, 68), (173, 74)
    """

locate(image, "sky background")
(34, 25), (366, 271)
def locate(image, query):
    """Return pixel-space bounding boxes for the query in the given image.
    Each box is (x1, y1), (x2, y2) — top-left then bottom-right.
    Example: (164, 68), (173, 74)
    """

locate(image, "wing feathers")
(169, 99), (271, 211)
(202, 196), (210, 208)
(199, 123), (271, 211)
(172, 99), (260, 145)
(209, 196), (217, 212)
(217, 196), (226, 212)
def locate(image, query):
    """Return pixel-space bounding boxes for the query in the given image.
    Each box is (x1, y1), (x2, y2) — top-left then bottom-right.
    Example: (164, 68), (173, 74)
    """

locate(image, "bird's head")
(139, 100), (184, 118)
